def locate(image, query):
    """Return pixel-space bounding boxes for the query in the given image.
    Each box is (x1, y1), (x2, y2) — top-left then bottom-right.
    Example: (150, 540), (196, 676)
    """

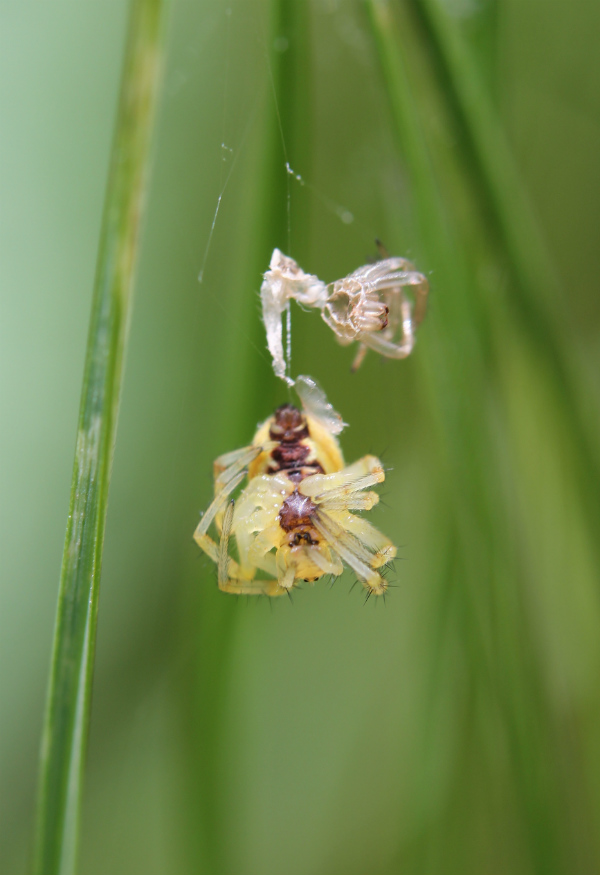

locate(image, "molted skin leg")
(357, 324), (414, 360)
(351, 311), (414, 370)
(410, 276), (429, 327)
(350, 343), (369, 373)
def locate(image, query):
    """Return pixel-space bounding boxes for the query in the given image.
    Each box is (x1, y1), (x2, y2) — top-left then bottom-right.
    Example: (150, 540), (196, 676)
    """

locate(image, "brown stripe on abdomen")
(267, 441), (325, 480)
(270, 442), (310, 470)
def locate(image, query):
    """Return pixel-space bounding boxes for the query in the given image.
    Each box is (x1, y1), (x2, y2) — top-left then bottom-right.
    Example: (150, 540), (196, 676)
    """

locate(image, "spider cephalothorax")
(194, 403), (396, 598)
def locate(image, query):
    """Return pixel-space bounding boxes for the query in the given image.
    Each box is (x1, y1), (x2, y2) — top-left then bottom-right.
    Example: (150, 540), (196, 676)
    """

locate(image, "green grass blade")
(33, 2), (169, 873)
(366, 3), (572, 871)
(387, 0), (600, 546)
(181, 5), (312, 872)
(406, 0), (560, 306)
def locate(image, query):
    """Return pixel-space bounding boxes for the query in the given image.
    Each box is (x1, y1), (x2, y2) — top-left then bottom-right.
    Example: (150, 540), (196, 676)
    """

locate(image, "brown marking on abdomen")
(267, 440), (324, 481)
(279, 490), (317, 532)
(269, 404), (309, 442)
(271, 442), (311, 470)
(266, 404), (324, 481)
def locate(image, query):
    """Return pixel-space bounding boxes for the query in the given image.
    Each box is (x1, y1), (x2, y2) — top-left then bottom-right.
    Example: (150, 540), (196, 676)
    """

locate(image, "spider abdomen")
(248, 403), (345, 482)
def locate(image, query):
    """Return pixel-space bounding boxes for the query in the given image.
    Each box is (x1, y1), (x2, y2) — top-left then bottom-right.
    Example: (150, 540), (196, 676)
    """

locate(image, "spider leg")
(194, 445), (263, 560)
(411, 275), (429, 327)
(382, 277), (405, 340)
(339, 455), (385, 478)
(299, 455), (385, 499)
(218, 575), (288, 597)
(247, 524), (281, 577)
(366, 270), (424, 296)
(216, 499), (287, 596)
(356, 297), (415, 359)
(310, 475), (384, 512)
(307, 546), (344, 578)
(311, 508), (388, 596)
(347, 257), (416, 284)
(193, 470), (246, 561)
(375, 270), (428, 334)
(301, 456), (395, 592)
(276, 549), (297, 591)
(350, 343), (369, 372)
(275, 544), (344, 588)
(218, 499), (236, 587)
(326, 512), (396, 568)
(213, 444), (263, 495)
(347, 261), (428, 368)
(212, 444), (268, 531)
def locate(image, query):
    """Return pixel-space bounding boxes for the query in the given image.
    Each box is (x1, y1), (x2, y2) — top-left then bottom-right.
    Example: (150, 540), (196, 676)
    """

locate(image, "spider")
(193, 403), (396, 598)
(261, 247), (428, 380)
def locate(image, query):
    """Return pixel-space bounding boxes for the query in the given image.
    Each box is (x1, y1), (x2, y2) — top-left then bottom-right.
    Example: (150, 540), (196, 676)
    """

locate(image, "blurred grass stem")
(367, 2), (569, 870)
(183, 5), (312, 872)
(371, 0), (600, 558)
(33, 2), (168, 873)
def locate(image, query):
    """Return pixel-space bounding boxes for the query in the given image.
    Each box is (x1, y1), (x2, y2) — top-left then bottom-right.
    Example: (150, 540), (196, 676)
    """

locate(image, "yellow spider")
(193, 404), (396, 598)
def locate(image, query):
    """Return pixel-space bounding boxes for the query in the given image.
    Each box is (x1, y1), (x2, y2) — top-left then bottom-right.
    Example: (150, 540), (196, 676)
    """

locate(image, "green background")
(2, 1), (600, 873)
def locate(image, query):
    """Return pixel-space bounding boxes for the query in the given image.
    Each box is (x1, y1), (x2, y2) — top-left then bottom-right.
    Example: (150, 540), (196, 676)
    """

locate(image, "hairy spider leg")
(233, 474), (290, 578)
(299, 454), (396, 595)
(193, 469), (247, 564)
(298, 453), (385, 496)
(218, 500), (235, 587)
(227, 460), (388, 595)
(195, 447), (291, 596)
(211, 443), (265, 495)
(311, 509), (390, 596)
(194, 445), (260, 568)
(217, 497), (284, 596)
